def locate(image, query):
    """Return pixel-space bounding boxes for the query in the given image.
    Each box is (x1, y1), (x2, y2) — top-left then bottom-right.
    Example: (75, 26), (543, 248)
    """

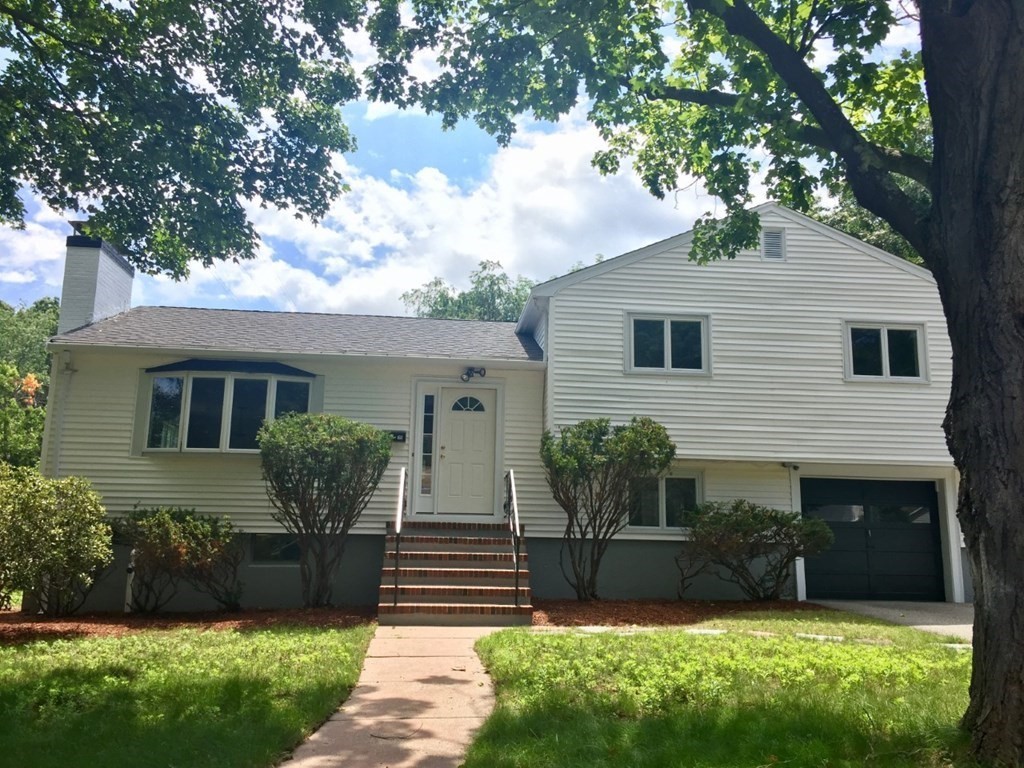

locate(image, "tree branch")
(683, 0), (931, 253)
(643, 83), (932, 186)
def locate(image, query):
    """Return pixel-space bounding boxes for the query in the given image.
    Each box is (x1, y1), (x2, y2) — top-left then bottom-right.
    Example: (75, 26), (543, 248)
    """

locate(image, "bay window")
(144, 364), (312, 452)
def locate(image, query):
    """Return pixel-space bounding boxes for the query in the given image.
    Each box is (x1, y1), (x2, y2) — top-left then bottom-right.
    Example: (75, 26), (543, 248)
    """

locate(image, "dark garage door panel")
(802, 479), (945, 601)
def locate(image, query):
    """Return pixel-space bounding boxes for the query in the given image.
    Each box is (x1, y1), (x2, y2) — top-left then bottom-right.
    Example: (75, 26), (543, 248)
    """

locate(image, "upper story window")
(629, 474), (702, 529)
(144, 360), (313, 452)
(628, 315), (709, 374)
(845, 323), (926, 381)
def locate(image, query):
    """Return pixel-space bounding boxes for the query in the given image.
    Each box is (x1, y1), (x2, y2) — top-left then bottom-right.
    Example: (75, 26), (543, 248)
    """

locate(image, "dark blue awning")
(145, 359), (315, 378)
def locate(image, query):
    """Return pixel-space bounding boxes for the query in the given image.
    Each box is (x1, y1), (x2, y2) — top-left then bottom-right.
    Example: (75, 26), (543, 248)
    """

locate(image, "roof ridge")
(133, 306), (520, 326)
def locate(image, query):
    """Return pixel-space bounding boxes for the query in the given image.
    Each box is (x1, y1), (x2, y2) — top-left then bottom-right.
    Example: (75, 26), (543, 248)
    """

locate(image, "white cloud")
(0, 213), (68, 303)
(150, 114), (717, 315)
(0, 269), (36, 284)
(6, 110), (734, 316)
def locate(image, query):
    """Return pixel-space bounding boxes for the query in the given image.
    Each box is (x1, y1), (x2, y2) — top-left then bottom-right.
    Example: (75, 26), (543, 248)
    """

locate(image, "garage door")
(801, 478), (945, 601)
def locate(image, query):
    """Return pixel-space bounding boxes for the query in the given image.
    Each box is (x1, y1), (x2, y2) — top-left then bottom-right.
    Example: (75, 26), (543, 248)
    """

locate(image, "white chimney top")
(57, 224), (135, 333)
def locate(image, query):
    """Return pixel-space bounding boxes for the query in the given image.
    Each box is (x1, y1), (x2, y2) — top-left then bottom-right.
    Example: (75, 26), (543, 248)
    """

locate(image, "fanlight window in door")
(452, 396), (486, 412)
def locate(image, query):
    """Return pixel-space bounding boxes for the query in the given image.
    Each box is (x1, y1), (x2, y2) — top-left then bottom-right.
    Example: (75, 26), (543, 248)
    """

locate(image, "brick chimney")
(57, 223), (135, 333)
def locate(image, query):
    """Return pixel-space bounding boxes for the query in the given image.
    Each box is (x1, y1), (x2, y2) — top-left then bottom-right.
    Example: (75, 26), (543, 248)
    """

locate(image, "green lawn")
(468, 611), (975, 767)
(0, 623), (374, 768)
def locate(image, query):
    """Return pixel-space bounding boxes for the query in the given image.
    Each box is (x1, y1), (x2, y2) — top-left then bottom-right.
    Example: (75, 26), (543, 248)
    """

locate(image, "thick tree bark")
(919, 1), (1024, 762)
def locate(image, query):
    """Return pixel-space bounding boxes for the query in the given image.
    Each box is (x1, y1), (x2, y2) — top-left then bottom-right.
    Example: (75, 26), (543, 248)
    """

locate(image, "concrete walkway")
(284, 625), (499, 768)
(818, 600), (974, 642)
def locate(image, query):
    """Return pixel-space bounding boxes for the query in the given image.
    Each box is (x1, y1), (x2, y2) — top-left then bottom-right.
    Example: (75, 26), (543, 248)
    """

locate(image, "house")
(41, 204), (969, 620)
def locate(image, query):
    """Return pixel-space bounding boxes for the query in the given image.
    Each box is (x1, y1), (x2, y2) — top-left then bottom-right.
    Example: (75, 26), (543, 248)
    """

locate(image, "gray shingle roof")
(52, 307), (543, 363)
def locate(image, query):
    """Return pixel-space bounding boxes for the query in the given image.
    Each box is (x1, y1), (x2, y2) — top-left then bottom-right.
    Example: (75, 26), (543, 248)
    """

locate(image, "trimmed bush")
(677, 499), (834, 600)
(259, 413), (392, 607)
(117, 507), (244, 612)
(541, 417), (675, 601)
(0, 463), (113, 616)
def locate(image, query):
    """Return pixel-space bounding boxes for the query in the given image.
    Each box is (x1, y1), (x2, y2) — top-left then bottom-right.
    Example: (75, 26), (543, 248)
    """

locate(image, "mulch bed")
(0, 599), (822, 646)
(0, 606), (375, 646)
(531, 598), (825, 627)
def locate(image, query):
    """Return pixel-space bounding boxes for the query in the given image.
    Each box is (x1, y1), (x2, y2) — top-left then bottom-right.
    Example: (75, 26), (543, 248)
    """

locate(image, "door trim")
(410, 377), (506, 521)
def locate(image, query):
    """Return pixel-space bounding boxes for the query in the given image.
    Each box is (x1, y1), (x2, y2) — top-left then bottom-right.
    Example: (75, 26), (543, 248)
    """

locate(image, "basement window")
(629, 474), (702, 529)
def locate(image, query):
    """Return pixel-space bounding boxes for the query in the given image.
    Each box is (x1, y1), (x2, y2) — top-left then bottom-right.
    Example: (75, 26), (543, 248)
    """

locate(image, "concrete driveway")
(817, 600), (974, 642)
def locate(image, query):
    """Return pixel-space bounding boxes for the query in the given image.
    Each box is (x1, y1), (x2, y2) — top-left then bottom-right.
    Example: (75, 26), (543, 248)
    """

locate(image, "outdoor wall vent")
(762, 228), (786, 261)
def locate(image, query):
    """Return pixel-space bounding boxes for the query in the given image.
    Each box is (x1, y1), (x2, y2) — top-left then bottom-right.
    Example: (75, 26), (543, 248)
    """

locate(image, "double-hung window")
(629, 473), (702, 529)
(144, 362), (313, 452)
(628, 315), (709, 374)
(845, 323), (926, 381)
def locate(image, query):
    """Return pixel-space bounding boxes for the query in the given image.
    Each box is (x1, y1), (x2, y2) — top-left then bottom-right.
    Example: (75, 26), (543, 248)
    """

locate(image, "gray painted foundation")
(73, 533), (791, 613)
(79, 534), (385, 613)
(526, 537), (789, 601)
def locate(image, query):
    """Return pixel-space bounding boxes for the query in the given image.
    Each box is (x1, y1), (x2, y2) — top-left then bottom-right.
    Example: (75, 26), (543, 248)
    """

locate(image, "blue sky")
(0, 102), (708, 317)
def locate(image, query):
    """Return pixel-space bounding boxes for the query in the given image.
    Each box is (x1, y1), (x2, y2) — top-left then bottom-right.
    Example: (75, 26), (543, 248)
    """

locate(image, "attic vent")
(762, 228), (786, 261)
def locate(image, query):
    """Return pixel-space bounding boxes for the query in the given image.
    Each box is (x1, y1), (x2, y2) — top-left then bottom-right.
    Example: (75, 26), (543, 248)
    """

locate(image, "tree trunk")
(919, 2), (1024, 762)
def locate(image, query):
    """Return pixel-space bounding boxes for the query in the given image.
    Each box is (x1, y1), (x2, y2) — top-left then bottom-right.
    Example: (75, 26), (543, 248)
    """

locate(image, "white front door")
(436, 387), (497, 515)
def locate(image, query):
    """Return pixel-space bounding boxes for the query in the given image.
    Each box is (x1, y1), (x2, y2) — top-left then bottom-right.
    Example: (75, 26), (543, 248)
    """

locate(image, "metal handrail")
(393, 467), (407, 607)
(503, 469), (523, 607)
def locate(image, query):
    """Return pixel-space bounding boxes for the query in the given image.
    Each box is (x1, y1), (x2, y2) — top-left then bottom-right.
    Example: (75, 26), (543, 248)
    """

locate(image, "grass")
(468, 611), (975, 767)
(0, 623), (375, 768)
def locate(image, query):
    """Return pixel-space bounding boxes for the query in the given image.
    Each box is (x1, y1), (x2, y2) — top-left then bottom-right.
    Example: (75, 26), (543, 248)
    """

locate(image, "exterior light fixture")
(460, 366), (487, 382)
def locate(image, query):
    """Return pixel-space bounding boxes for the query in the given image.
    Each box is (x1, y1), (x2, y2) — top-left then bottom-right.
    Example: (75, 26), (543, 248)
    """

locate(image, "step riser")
(384, 576), (525, 587)
(389, 560), (524, 572)
(388, 534), (515, 545)
(378, 612), (533, 627)
(387, 551), (526, 563)
(383, 595), (530, 606)
(387, 542), (515, 554)
(380, 593), (532, 606)
(392, 521), (516, 533)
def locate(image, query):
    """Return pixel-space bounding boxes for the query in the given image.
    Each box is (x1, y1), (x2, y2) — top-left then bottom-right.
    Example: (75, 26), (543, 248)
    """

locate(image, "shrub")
(0, 463), (113, 616)
(117, 507), (245, 612)
(541, 417), (675, 601)
(259, 413), (392, 607)
(677, 499), (834, 600)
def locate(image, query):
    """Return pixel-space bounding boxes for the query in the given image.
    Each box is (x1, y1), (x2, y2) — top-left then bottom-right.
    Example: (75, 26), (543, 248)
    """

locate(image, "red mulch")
(531, 598), (825, 627)
(0, 599), (823, 646)
(0, 606), (375, 646)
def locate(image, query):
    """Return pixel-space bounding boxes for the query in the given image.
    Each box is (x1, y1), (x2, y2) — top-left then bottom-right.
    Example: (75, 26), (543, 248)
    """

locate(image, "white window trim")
(625, 313), (711, 376)
(842, 321), (929, 383)
(626, 470), (704, 532)
(143, 372), (312, 454)
(761, 227), (787, 261)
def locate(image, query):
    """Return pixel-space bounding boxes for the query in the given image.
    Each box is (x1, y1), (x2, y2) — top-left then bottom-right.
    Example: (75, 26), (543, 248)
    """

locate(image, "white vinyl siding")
(542, 207), (952, 466)
(42, 350), (548, 534)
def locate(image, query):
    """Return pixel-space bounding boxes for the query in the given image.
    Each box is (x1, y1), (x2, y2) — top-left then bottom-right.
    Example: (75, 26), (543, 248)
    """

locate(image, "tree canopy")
(0, 298), (59, 389)
(0, 0), (361, 277)
(364, 1), (1024, 763)
(365, 0), (931, 262)
(0, 298), (58, 466)
(402, 260), (535, 322)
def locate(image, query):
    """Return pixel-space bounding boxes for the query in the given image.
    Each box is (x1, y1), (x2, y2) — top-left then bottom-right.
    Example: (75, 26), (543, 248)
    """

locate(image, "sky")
(0, 102), (722, 317)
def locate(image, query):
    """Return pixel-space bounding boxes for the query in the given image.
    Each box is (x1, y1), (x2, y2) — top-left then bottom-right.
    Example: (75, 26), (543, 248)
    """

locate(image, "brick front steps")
(377, 521), (533, 626)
